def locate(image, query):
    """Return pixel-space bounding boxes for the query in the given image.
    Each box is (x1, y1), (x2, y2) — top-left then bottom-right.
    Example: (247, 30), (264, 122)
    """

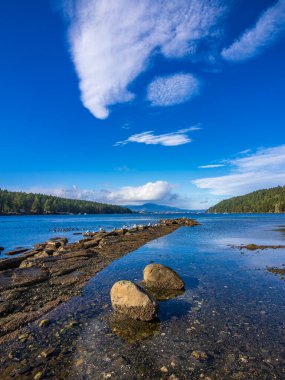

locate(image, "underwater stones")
(110, 280), (158, 321)
(109, 312), (160, 343)
(191, 350), (209, 361)
(143, 263), (184, 290)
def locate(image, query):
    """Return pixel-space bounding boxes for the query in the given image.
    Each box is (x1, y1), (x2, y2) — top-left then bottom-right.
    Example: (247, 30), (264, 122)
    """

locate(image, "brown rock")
(143, 263), (184, 290)
(0, 267), (49, 290)
(5, 248), (29, 256)
(40, 347), (55, 358)
(12, 267), (49, 287)
(110, 280), (158, 321)
(0, 256), (27, 270)
(191, 350), (208, 361)
(83, 237), (102, 249)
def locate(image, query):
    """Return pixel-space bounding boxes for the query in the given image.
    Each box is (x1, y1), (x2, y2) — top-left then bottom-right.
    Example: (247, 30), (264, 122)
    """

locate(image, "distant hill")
(126, 203), (193, 213)
(0, 189), (132, 215)
(208, 186), (285, 214)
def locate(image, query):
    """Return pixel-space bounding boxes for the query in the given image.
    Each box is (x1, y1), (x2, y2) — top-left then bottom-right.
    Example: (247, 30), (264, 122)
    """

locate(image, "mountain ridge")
(125, 202), (197, 213)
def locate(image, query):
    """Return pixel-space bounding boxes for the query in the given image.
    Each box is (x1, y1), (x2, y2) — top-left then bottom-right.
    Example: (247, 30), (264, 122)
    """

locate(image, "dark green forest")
(0, 189), (131, 215)
(208, 186), (285, 214)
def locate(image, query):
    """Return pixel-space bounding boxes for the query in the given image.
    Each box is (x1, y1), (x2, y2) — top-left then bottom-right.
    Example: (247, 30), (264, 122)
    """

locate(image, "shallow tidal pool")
(2, 214), (285, 379)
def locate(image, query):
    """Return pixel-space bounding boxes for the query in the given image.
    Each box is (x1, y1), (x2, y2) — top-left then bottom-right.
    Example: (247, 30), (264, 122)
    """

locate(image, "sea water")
(1, 214), (284, 378)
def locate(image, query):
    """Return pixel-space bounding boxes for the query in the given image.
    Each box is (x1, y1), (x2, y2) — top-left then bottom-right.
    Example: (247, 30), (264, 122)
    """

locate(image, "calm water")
(3, 214), (285, 379)
(0, 213), (167, 255)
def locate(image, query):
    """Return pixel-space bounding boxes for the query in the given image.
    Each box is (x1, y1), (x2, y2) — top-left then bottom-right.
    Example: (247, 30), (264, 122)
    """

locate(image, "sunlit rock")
(110, 280), (158, 321)
(143, 263), (184, 290)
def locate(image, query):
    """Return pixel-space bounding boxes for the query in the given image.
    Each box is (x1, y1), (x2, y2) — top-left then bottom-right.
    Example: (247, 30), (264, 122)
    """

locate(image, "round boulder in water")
(143, 263), (185, 290)
(110, 280), (158, 321)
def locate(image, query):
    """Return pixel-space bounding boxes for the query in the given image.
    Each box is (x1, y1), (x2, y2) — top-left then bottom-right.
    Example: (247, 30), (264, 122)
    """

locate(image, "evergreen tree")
(208, 186), (285, 213)
(0, 189), (131, 215)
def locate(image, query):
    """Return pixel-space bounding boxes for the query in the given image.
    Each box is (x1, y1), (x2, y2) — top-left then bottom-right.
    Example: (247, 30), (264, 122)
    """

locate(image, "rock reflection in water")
(142, 285), (185, 301)
(108, 312), (160, 344)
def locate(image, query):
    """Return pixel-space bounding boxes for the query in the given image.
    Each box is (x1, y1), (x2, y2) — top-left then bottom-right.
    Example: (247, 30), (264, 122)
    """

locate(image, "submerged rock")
(191, 350), (209, 361)
(144, 287), (184, 301)
(110, 280), (158, 321)
(143, 263), (185, 290)
(109, 312), (160, 343)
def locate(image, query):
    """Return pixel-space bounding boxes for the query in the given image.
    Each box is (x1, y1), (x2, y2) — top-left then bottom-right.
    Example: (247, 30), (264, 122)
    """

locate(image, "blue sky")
(1, 0), (285, 209)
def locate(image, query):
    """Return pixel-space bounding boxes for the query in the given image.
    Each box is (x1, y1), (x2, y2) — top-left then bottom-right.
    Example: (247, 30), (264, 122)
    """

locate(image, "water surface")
(8, 214), (285, 379)
(0, 214), (165, 255)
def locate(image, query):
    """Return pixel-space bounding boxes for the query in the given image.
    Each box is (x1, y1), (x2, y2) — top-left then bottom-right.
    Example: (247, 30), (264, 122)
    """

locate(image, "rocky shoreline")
(0, 218), (199, 344)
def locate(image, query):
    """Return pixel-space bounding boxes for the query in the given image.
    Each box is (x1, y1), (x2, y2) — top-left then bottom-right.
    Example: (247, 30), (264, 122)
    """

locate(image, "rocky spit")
(0, 218), (199, 345)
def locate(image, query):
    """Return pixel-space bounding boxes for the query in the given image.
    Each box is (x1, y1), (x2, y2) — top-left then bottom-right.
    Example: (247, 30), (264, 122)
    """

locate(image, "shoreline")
(0, 218), (199, 344)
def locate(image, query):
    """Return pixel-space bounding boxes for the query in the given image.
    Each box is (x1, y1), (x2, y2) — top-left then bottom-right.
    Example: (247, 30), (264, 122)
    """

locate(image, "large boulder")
(110, 280), (158, 321)
(143, 263), (184, 290)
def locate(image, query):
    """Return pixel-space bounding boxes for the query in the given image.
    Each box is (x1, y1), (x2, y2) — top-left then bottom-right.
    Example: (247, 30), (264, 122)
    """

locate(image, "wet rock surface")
(0, 218), (197, 342)
(109, 312), (160, 344)
(267, 265), (285, 280)
(143, 263), (185, 290)
(5, 247), (30, 256)
(232, 243), (285, 250)
(110, 280), (158, 321)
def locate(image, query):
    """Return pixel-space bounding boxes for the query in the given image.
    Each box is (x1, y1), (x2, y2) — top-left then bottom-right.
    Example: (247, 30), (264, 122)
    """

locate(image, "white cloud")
(44, 181), (178, 205)
(199, 164), (225, 169)
(115, 126), (200, 147)
(193, 145), (285, 195)
(65, 0), (224, 119)
(222, 0), (285, 62)
(147, 73), (200, 106)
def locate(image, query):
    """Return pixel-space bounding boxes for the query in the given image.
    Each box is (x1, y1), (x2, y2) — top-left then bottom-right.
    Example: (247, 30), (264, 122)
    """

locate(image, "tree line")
(0, 189), (132, 215)
(208, 186), (285, 214)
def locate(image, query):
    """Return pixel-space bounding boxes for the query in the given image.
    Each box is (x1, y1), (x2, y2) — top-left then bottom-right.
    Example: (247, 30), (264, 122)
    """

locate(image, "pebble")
(160, 366), (168, 373)
(75, 358), (84, 367)
(34, 371), (43, 380)
(65, 320), (77, 328)
(102, 373), (112, 378)
(40, 347), (55, 358)
(18, 333), (29, 342)
(39, 319), (50, 328)
(191, 351), (208, 361)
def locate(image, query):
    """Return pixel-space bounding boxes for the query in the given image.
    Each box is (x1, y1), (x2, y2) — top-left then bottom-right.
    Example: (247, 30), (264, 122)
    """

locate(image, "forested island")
(0, 189), (131, 215)
(208, 186), (285, 214)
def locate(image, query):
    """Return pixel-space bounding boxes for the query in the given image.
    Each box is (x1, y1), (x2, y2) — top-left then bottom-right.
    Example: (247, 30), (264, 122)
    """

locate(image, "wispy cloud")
(193, 145), (285, 195)
(147, 73), (200, 107)
(222, 0), (285, 62)
(64, 0), (224, 119)
(115, 126), (200, 147)
(199, 164), (225, 169)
